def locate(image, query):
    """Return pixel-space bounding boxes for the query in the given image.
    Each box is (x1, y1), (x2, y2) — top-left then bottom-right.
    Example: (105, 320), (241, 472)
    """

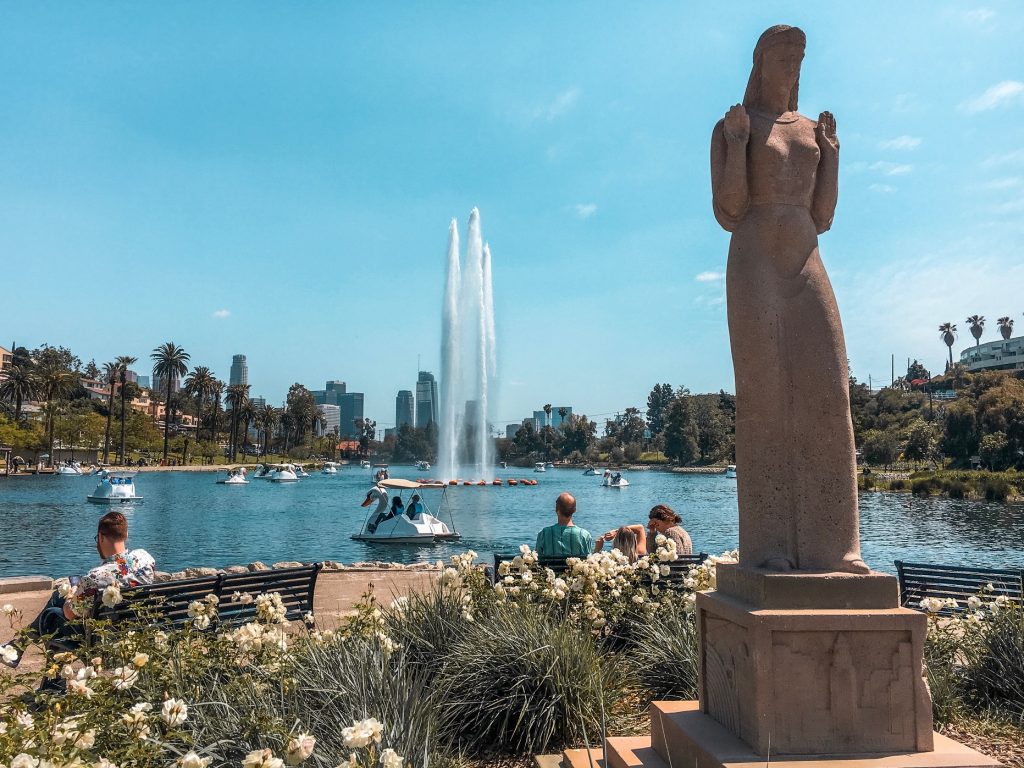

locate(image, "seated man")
(535, 492), (593, 557)
(1, 510), (156, 671)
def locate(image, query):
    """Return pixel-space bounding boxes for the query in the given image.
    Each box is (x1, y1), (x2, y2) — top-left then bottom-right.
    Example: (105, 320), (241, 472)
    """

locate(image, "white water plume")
(438, 208), (497, 480)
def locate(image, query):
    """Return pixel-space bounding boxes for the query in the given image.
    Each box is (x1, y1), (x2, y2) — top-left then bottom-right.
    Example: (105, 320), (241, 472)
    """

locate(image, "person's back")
(536, 492), (593, 557)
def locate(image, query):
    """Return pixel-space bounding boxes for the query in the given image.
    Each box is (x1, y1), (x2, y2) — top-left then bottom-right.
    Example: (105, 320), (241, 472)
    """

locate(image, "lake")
(1, 467), (1022, 579)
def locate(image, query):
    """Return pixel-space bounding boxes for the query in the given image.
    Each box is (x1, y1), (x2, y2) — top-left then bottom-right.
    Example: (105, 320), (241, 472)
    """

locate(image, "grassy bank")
(859, 469), (1024, 501)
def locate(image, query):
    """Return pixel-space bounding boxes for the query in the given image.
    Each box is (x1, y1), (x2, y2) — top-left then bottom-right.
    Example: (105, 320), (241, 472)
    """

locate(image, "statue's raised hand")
(723, 104), (749, 145)
(815, 111), (839, 155)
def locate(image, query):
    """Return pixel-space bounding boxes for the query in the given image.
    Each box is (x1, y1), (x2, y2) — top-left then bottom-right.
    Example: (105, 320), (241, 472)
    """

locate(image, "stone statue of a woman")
(711, 25), (869, 573)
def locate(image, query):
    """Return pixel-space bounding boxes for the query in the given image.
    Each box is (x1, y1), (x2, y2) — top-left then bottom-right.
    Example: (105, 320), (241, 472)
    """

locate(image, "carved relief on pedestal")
(702, 615), (755, 746)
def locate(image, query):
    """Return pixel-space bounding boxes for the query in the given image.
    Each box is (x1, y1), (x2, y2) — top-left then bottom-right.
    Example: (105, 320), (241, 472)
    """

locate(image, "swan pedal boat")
(353, 478), (462, 544)
(87, 472), (143, 503)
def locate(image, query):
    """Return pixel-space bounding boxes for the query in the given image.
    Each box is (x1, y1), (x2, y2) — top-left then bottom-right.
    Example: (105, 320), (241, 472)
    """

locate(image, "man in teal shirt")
(535, 492), (594, 557)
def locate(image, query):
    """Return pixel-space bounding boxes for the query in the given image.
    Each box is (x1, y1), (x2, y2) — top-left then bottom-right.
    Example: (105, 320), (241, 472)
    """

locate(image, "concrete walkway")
(1, 570), (438, 676)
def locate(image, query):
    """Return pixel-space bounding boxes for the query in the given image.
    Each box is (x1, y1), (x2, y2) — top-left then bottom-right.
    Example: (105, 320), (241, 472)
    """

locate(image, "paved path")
(1, 570), (438, 677)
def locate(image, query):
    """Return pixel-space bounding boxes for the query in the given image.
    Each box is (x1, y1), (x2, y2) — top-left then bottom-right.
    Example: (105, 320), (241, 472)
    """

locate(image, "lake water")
(1, 467), (1022, 579)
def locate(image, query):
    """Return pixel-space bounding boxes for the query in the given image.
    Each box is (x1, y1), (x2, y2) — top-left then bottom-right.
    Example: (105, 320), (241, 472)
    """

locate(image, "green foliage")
(965, 600), (1024, 717)
(628, 601), (700, 701)
(861, 429), (900, 467)
(663, 395), (699, 464)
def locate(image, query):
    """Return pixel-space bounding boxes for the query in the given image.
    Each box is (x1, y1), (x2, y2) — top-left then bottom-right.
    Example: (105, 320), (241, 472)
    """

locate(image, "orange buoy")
(492, 479), (502, 486)
(508, 479), (518, 486)
(448, 480), (458, 485)
(463, 481), (472, 486)
(476, 480), (486, 486)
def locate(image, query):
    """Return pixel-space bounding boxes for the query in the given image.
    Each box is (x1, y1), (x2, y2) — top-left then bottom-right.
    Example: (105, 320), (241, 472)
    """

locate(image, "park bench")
(895, 560), (1023, 613)
(490, 552), (708, 589)
(51, 563), (322, 651)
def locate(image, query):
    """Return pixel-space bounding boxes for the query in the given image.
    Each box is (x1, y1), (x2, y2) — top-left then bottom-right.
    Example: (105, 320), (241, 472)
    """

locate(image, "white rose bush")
(2, 558), (1018, 765)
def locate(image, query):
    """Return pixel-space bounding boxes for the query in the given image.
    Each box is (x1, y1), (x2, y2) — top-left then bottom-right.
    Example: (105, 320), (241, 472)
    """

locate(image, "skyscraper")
(339, 392), (364, 437)
(312, 380), (346, 406)
(415, 371), (438, 429)
(395, 390), (414, 428)
(152, 368), (181, 396)
(229, 355), (248, 387)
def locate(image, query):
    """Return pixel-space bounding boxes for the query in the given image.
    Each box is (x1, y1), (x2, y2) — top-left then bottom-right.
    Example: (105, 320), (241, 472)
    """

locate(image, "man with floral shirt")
(1, 510), (155, 671)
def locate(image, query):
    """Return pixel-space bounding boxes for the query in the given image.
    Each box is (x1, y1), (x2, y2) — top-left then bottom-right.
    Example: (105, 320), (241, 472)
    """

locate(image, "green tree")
(692, 395), (731, 463)
(101, 361), (118, 463)
(225, 383), (251, 462)
(646, 383), (674, 439)
(663, 395), (699, 465)
(978, 431), (1012, 471)
(0, 363), (37, 423)
(942, 399), (980, 464)
(938, 323), (957, 370)
(258, 404), (280, 461)
(903, 420), (937, 466)
(35, 354), (78, 464)
(560, 414), (597, 458)
(966, 315), (985, 347)
(115, 355), (138, 464)
(150, 342), (191, 462)
(997, 316), (1014, 341)
(184, 366), (216, 442)
(861, 429), (899, 468)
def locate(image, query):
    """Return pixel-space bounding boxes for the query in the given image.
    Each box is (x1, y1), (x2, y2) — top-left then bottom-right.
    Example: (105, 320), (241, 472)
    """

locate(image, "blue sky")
(2, 2), (1022, 429)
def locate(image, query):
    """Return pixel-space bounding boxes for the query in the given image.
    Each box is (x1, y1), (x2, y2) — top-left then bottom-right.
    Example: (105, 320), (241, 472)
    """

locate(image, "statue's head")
(743, 25), (806, 114)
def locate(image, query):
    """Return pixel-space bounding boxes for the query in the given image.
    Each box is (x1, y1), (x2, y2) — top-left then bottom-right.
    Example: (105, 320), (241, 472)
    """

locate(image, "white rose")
(161, 698), (189, 726)
(132, 652), (150, 668)
(179, 751), (212, 768)
(101, 584), (123, 608)
(379, 749), (404, 768)
(11, 755), (39, 768)
(111, 666), (139, 691)
(285, 733), (316, 765)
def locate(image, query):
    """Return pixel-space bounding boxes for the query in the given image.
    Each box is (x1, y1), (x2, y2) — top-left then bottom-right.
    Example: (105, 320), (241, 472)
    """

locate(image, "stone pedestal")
(546, 565), (1001, 768)
(698, 565), (933, 755)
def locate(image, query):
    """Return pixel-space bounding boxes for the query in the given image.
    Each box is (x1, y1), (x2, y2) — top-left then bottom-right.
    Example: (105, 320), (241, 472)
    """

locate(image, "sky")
(2, 2), (1023, 430)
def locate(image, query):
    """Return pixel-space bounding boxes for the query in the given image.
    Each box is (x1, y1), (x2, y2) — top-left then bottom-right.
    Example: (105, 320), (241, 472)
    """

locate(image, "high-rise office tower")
(415, 371), (438, 429)
(229, 355), (248, 387)
(396, 390), (414, 428)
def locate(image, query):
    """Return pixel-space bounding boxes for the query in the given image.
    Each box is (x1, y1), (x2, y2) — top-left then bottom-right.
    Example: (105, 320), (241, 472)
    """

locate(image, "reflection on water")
(0, 468), (1021, 578)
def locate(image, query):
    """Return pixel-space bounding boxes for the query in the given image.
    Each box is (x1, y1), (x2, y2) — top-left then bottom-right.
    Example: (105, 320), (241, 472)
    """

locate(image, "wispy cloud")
(962, 7), (995, 24)
(983, 149), (1024, 167)
(212, 309), (230, 319)
(528, 88), (580, 123)
(976, 177), (1022, 191)
(869, 183), (896, 194)
(879, 135), (921, 151)
(573, 203), (597, 219)
(960, 80), (1024, 113)
(870, 161), (913, 176)
(695, 271), (725, 282)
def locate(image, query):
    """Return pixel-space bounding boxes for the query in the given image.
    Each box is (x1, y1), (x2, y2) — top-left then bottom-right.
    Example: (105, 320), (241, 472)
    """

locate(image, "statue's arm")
(812, 111), (839, 234)
(711, 109), (750, 232)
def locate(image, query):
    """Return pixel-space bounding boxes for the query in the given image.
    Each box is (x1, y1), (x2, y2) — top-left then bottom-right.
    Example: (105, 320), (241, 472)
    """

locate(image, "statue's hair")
(742, 25), (805, 113)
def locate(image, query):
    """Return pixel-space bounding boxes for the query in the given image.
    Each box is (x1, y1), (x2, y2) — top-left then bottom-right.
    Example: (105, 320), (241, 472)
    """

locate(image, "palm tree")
(101, 361), (118, 464)
(116, 355), (137, 464)
(238, 400), (257, 461)
(183, 366), (215, 442)
(938, 323), (957, 369)
(966, 315), (985, 346)
(150, 343), (190, 462)
(224, 383), (250, 462)
(209, 379), (224, 448)
(37, 360), (76, 464)
(0, 363), (37, 424)
(259, 405), (279, 461)
(997, 316), (1014, 341)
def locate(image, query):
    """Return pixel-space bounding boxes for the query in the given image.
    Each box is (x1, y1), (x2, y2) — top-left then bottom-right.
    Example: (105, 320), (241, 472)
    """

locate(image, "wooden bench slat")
(895, 560), (1022, 611)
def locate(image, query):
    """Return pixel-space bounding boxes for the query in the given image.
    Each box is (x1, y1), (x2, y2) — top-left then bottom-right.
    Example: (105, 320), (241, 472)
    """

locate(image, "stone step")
(534, 754), (565, 768)
(0, 576), (52, 594)
(562, 747), (604, 768)
(604, 736), (669, 768)
(647, 700), (1001, 768)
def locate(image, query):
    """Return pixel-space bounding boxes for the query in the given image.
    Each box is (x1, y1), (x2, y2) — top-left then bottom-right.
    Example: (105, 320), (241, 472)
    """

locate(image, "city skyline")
(2, 4), (1022, 423)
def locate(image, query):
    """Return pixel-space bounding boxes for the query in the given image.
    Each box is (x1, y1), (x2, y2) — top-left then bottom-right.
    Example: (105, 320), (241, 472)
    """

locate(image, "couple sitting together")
(536, 492), (692, 562)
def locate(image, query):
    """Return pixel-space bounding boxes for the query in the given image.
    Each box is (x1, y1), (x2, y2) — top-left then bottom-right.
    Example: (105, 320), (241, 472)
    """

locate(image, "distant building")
(416, 372), (438, 428)
(229, 355), (248, 387)
(339, 392), (364, 437)
(551, 406), (573, 429)
(396, 390), (414, 428)
(384, 427), (397, 439)
(250, 396), (266, 409)
(152, 368), (181, 397)
(505, 423), (520, 439)
(317, 404), (341, 435)
(0, 345), (12, 374)
(137, 375), (150, 390)
(960, 336), (1024, 373)
(533, 410), (548, 429)
(312, 380), (347, 406)
(523, 417), (539, 431)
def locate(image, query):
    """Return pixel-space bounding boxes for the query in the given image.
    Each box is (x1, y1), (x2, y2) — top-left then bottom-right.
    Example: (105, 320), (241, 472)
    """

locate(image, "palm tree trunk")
(948, 346), (953, 368)
(119, 389), (128, 464)
(103, 385), (115, 462)
(196, 395), (204, 442)
(163, 379), (171, 462)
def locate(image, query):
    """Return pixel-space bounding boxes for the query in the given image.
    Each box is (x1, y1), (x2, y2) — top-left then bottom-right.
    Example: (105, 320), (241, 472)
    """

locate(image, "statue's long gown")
(711, 110), (864, 571)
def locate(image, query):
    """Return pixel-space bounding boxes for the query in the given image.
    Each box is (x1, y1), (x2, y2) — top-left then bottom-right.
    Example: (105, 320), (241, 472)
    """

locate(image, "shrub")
(628, 601), (700, 701)
(946, 479), (968, 499)
(966, 599), (1024, 716)
(911, 478), (935, 497)
(889, 478), (907, 491)
(981, 476), (1010, 502)
(432, 601), (628, 755)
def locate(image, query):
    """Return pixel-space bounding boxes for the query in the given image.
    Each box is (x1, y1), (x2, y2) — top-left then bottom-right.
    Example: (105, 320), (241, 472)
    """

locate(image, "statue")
(710, 25), (868, 573)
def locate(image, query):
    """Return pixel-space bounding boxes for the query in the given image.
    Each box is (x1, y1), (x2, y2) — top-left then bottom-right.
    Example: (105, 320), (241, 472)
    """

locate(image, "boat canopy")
(379, 478), (445, 490)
